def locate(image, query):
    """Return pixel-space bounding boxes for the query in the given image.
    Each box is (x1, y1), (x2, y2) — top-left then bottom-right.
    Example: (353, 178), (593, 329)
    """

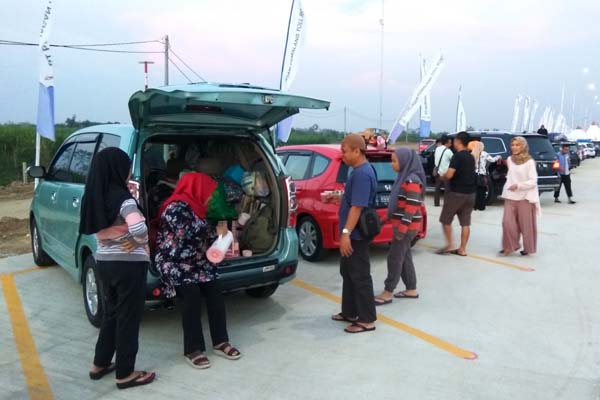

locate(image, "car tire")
(30, 218), (55, 266)
(246, 284), (278, 299)
(297, 216), (325, 262)
(83, 255), (104, 328)
(486, 182), (498, 205)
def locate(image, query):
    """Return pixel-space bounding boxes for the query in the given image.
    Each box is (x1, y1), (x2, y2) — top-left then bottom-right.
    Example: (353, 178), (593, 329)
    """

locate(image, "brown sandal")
(184, 351), (211, 369)
(213, 342), (242, 360)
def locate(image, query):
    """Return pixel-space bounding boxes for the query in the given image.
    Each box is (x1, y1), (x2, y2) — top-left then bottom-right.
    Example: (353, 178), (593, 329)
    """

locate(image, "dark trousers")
(434, 176), (450, 207)
(340, 239), (376, 323)
(94, 260), (148, 379)
(384, 235), (417, 292)
(474, 183), (487, 211)
(178, 280), (229, 355)
(554, 174), (573, 198)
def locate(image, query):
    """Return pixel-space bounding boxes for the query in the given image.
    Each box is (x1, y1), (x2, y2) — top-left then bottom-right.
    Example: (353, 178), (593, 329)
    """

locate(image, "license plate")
(262, 265), (275, 272)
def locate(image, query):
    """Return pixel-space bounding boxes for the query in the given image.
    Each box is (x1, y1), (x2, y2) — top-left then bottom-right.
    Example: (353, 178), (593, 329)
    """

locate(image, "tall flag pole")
(388, 53), (444, 143)
(510, 95), (522, 132)
(456, 86), (467, 132)
(418, 56), (431, 138)
(276, 0), (306, 143)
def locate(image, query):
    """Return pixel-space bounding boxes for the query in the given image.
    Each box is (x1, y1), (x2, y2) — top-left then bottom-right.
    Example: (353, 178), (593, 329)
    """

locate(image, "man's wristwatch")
(342, 228), (351, 235)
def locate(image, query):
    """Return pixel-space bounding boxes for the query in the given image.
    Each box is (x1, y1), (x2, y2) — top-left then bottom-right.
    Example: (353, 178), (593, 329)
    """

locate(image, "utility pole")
(378, 0), (384, 131)
(138, 61), (154, 90)
(344, 106), (347, 135)
(164, 35), (170, 86)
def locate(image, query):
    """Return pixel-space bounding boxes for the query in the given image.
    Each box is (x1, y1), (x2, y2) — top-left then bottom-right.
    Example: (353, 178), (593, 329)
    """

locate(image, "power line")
(168, 57), (193, 83)
(169, 48), (206, 82)
(0, 39), (162, 53)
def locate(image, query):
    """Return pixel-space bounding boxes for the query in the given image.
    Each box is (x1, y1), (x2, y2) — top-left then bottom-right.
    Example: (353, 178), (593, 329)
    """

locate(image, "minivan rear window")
(525, 137), (556, 160)
(337, 158), (395, 183)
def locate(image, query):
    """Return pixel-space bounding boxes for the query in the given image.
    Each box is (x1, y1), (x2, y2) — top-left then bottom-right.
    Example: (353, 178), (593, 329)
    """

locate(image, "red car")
(418, 138), (435, 152)
(277, 144), (427, 261)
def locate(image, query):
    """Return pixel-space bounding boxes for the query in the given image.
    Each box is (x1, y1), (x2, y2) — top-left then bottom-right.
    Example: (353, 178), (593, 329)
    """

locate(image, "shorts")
(439, 191), (476, 226)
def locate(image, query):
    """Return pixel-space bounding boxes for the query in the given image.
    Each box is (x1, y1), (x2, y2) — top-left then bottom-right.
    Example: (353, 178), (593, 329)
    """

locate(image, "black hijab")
(387, 147), (426, 218)
(79, 147), (133, 234)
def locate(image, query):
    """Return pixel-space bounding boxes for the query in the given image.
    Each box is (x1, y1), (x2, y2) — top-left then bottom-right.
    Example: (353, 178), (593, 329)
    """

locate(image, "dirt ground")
(0, 182), (33, 258)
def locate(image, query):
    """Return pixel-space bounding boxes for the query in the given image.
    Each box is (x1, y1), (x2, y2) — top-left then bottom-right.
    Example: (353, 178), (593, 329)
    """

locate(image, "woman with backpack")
(469, 141), (502, 211)
(155, 172), (241, 369)
(374, 148), (425, 305)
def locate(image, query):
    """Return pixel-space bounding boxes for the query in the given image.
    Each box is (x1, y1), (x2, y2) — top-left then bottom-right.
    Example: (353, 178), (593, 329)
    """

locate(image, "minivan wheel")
(83, 255), (104, 328)
(30, 218), (54, 266)
(246, 284), (279, 298)
(297, 216), (325, 262)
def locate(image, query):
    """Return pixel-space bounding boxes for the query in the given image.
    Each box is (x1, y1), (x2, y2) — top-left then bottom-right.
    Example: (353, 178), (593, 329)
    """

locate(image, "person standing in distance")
(438, 131), (476, 257)
(433, 135), (453, 207)
(554, 144), (576, 204)
(329, 134), (377, 333)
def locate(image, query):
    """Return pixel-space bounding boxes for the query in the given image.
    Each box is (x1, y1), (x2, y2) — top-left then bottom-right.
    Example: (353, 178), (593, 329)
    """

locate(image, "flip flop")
(393, 292), (419, 299)
(89, 363), (116, 380)
(331, 313), (358, 323)
(435, 248), (451, 255)
(374, 297), (392, 306)
(344, 322), (376, 334)
(116, 371), (156, 390)
(449, 249), (467, 257)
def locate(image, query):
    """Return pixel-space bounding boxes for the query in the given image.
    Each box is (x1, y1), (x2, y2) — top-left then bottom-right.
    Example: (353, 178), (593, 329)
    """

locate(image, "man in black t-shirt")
(438, 131), (476, 256)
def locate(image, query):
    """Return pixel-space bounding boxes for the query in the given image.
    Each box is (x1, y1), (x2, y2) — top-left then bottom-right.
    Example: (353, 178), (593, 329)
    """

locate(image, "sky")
(1, 0), (600, 134)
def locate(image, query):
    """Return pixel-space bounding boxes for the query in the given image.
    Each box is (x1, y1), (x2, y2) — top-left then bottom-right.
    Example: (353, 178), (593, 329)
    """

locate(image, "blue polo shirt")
(338, 162), (377, 241)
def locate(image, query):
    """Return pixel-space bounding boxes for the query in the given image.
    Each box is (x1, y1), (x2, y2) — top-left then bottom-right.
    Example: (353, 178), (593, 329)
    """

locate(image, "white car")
(583, 143), (596, 158)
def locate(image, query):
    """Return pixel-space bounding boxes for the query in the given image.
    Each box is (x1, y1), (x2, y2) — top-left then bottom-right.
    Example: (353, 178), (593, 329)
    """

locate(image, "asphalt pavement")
(1, 159), (599, 400)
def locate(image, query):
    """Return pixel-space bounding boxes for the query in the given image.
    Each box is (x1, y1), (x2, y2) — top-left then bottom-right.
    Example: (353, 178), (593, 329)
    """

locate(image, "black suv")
(420, 131), (560, 203)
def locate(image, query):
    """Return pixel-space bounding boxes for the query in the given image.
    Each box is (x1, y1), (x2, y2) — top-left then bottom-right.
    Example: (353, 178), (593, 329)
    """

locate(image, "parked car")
(593, 141), (600, 157)
(418, 138), (435, 152)
(552, 141), (580, 168)
(420, 131), (560, 203)
(582, 142), (596, 158)
(577, 144), (587, 160)
(277, 144), (427, 261)
(27, 83), (330, 326)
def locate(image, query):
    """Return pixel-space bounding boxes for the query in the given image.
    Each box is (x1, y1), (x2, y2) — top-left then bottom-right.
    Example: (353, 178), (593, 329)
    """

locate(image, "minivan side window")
(284, 154), (312, 180)
(98, 133), (121, 150)
(481, 137), (506, 155)
(47, 142), (76, 182)
(70, 141), (97, 184)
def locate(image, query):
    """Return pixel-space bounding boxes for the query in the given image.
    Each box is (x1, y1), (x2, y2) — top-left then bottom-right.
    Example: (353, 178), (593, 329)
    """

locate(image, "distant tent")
(586, 122), (600, 140)
(566, 128), (589, 141)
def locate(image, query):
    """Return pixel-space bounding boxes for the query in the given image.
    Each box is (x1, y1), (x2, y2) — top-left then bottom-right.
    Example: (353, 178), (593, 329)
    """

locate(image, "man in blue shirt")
(330, 134), (377, 333)
(554, 144), (576, 204)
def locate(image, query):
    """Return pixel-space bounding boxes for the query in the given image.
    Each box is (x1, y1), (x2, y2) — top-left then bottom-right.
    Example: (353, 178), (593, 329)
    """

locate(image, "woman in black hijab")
(80, 147), (156, 390)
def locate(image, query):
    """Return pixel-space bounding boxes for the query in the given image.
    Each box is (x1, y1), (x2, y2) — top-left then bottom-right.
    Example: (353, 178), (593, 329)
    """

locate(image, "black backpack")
(356, 165), (382, 240)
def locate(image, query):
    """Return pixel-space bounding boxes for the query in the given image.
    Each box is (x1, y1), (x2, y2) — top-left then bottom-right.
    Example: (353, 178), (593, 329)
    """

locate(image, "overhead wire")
(168, 57), (193, 83)
(168, 48), (206, 82)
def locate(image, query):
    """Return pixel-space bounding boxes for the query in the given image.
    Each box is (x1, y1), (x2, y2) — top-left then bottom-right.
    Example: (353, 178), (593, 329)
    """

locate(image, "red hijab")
(159, 172), (217, 219)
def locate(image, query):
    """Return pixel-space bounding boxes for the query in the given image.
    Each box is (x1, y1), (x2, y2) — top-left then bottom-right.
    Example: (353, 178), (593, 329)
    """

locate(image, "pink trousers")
(502, 199), (537, 254)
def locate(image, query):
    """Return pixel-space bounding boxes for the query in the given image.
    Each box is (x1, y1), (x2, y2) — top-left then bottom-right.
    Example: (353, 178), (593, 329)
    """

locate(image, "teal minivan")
(28, 83), (330, 326)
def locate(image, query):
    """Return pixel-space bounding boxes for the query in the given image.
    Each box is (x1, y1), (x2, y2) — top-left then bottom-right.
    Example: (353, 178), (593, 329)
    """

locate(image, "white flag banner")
(528, 99), (539, 132)
(388, 53), (444, 143)
(456, 86), (467, 132)
(538, 106), (550, 130)
(547, 109), (555, 132)
(510, 95), (522, 132)
(36, 0), (55, 141)
(419, 57), (432, 137)
(521, 96), (531, 132)
(277, 0), (306, 142)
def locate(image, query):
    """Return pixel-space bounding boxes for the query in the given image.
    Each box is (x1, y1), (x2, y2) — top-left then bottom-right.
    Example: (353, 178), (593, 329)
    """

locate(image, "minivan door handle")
(72, 197), (80, 208)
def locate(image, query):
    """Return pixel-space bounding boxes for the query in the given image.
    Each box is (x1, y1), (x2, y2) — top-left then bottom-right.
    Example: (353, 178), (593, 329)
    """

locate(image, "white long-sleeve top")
(501, 157), (541, 214)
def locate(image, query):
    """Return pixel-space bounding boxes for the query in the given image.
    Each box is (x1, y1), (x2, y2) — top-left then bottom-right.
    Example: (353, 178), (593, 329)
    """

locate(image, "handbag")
(356, 165), (381, 240)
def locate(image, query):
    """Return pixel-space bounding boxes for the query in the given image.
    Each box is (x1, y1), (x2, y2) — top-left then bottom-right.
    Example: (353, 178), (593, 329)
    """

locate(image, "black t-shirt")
(448, 150), (476, 194)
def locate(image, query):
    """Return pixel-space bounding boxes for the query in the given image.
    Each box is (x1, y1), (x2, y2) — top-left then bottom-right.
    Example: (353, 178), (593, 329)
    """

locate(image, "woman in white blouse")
(469, 141), (501, 210)
(499, 137), (540, 256)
